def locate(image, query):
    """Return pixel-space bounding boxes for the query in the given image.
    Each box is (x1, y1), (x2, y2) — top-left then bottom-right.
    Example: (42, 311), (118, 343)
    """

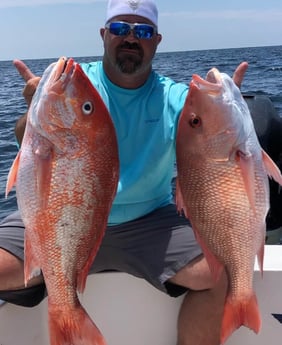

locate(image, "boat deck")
(1, 245), (282, 345)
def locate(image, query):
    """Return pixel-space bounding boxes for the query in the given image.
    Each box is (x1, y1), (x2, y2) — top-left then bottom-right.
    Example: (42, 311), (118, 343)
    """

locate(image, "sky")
(0, 0), (281, 61)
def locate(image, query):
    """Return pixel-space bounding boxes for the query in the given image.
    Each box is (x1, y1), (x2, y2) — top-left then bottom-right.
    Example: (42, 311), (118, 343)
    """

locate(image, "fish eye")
(189, 114), (201, 128)
(82, 101), (94, 115)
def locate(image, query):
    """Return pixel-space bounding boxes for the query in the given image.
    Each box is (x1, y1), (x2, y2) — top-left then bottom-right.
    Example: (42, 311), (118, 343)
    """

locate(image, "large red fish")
(6, 57), (119, 345)
(176, 68), (282, 344)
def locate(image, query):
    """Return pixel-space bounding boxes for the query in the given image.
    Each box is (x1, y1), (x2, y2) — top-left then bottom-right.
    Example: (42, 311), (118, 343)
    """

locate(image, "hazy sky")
(0, 0), (281, 61)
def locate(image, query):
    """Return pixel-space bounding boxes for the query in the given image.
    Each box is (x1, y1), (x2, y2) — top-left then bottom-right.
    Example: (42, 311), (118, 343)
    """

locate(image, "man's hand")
(13, 59), (41, 106)
(232, 61), (248, 89)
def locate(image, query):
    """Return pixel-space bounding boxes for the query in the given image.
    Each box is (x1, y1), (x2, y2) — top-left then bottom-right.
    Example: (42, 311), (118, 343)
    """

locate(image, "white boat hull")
(1, 245), (282, 345)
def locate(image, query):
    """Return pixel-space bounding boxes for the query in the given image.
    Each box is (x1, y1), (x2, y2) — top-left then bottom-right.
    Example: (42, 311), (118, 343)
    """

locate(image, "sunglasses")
(105, 21), (157, 40)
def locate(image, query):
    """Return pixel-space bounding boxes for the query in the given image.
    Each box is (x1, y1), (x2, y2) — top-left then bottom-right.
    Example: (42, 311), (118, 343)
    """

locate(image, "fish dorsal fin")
(35, 152), (53, 209)
(32, 137), (54, 209)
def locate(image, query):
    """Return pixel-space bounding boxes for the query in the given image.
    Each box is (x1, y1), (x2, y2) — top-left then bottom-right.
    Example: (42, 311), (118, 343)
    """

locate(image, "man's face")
(101, 15), (162, 75)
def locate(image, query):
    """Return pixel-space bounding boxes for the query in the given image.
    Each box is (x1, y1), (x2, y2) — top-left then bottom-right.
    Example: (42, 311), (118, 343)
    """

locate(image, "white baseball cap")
(105, 0), (158, 27)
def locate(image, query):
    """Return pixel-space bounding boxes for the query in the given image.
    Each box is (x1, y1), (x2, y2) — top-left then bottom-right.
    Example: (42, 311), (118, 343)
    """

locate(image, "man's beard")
(116, 42), (143, 74)
(116, 55), (142, 74)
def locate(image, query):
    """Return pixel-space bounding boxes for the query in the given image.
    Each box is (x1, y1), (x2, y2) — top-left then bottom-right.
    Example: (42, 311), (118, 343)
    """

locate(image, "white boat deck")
(1, 245), (282, 345)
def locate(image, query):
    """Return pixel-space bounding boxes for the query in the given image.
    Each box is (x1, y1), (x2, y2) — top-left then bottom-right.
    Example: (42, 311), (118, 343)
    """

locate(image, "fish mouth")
(54, 57), (75, 81)
(39, 57), (79, 130)
(47, 57), (78, 94)
(206, 68), (222, 84)
(191, 68), (222, 95)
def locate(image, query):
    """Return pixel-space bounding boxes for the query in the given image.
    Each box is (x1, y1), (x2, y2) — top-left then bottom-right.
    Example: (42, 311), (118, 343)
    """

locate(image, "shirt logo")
(145, 118), (160, 124)
(127, 0), (142, 11)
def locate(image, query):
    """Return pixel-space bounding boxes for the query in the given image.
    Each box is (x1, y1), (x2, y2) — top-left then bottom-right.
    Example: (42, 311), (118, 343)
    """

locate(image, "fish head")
(177, 67), (254, 162)
(29, 57), (113, 155)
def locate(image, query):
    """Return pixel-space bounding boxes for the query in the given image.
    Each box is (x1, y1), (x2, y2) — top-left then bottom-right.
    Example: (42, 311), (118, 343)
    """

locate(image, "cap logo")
(127, 0), (141, 11)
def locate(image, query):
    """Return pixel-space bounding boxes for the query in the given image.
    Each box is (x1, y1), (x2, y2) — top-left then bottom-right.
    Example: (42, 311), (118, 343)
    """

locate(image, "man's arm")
(15, 113), (27, 146)
(13, 59), (40, 146)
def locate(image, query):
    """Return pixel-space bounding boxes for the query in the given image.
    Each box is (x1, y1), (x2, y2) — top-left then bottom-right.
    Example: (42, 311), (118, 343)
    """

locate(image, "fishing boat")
(0, 94), (282, 345)
(0, 244), (282, 345)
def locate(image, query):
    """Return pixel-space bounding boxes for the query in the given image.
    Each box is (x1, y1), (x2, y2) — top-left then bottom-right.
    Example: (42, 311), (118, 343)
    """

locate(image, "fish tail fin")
(220, 293), (261, 344)
(49, 302), (106, 345)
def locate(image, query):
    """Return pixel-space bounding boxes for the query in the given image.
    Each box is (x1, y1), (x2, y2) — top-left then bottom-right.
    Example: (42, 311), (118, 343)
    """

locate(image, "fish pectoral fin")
(262, 149), (282, 186)
(5, 151), (21, 197)
(236, 150), (256, 212)
(35, 153), (53, 209)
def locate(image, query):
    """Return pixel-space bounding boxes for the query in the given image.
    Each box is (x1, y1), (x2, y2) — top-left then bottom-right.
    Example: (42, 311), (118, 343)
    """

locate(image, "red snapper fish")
(6, 57), (119, 345)
(176, 67), (282, 343)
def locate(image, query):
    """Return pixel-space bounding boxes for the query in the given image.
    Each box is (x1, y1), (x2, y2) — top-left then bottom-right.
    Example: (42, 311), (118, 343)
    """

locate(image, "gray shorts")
(0, 204), (202, 307)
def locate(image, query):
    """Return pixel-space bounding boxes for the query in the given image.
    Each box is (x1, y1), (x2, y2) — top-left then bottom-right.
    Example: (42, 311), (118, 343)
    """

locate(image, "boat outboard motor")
(244, 94), (282, 243)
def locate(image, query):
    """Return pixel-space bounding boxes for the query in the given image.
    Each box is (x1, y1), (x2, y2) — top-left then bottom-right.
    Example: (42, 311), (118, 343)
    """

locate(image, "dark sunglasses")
(105, 21), (157, 40)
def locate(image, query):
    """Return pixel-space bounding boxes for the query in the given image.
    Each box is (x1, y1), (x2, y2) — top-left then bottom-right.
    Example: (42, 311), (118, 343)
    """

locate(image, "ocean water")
(0, 45), (282, 221)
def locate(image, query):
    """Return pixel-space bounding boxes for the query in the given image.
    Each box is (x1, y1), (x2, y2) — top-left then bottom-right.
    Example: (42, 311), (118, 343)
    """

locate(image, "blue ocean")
(0, 45), (282, 221)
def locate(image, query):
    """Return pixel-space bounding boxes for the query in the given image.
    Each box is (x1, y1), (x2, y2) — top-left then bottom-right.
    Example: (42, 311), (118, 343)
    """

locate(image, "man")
(0, 0), (248, 344)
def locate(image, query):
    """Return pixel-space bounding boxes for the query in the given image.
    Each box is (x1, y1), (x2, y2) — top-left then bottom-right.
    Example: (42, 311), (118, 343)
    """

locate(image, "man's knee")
(169, 255), (226, 291)
(0, 248), (46, 307)
(0, 248), (25, 289)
